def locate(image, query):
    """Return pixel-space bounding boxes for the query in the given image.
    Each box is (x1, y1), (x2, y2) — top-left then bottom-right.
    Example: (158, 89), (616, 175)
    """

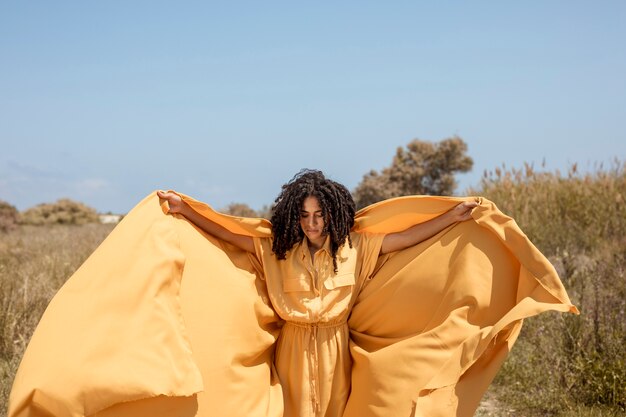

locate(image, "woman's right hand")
(157, 190), (185, 214)
(156, 190), (255, 253)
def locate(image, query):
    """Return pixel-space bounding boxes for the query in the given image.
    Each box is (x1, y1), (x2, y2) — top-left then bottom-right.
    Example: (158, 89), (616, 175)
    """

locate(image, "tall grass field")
(0, 224), (114, 415)
(1, 163), (624, 416)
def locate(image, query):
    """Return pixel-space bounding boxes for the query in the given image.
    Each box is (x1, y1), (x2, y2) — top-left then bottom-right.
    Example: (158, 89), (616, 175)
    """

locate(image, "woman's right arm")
(157, 191), (255, 253)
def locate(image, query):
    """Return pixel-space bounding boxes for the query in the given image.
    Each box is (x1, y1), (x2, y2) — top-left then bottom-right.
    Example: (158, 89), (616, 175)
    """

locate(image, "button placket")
(312, 252), (324, 295)
(303, 249), (320, 295)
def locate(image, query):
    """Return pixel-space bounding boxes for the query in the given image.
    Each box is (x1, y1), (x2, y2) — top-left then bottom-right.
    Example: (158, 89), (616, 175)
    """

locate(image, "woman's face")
(300, 196), (326, 247)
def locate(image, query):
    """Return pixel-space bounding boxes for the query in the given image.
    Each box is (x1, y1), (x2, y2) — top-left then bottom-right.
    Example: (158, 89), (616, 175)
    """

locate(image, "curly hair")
(270, 169), (355, 272)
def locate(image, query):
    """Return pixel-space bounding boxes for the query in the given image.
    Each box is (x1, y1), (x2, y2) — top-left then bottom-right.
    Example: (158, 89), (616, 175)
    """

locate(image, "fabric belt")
(284, 320), (347, 415)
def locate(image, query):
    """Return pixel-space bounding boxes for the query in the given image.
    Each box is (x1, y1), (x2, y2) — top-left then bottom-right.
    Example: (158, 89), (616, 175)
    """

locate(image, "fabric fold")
(9, 193), (203, 417)
(345, 195), (577, 417)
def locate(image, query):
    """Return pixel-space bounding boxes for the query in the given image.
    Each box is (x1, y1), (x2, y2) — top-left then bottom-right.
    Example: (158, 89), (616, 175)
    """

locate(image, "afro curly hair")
(270, 169), (355, 272)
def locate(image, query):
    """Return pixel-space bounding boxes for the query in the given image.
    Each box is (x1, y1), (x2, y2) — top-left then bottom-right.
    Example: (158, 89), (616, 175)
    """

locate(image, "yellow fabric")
(346, 196), (577, 416)
(8, 192), (577, 417)
(253, 233), (384, 416)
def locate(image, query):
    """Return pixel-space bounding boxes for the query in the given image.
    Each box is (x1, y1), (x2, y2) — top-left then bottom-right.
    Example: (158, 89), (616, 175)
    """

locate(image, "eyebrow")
(300, 209), (323, 214)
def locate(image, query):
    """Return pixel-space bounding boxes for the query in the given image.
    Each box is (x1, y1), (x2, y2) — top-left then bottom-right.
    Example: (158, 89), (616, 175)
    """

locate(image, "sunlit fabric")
(8, 192), (577, 417)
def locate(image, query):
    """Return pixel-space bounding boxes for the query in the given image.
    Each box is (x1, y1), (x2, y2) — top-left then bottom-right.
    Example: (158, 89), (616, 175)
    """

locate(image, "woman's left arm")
(380, 201), (478, 254)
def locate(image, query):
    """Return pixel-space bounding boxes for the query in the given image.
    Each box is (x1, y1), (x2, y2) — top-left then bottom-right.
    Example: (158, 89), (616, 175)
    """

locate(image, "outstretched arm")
(157, 190), (255, 253)
(380, 200), (478, 254)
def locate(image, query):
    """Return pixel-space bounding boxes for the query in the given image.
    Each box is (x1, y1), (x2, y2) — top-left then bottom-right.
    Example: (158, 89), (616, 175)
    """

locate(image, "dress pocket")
(323, 273), (356, 290)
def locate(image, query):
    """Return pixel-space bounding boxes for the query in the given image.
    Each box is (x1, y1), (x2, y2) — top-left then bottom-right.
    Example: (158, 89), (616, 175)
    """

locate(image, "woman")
(158, 169), (478, 417)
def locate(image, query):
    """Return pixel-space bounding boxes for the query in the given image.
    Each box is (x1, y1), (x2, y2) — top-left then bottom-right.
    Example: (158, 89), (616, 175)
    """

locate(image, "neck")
(307, 235), (325, 252)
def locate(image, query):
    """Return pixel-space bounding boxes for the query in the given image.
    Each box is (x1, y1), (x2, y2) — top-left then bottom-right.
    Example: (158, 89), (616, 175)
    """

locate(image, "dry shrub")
(20, 199), (99, 225)
(222, 202), (258, 217)
(471, 160), (626, 415)
(0, 201), (19, 233)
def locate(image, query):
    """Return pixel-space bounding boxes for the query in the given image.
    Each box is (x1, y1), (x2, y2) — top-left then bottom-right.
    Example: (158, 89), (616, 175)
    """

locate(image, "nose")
(307, 216), (318, 228)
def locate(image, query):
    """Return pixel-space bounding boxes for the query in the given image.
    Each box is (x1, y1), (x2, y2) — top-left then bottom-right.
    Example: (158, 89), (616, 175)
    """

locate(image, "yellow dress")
(253, 233), (383, 417)
(7, 192), (578, 417)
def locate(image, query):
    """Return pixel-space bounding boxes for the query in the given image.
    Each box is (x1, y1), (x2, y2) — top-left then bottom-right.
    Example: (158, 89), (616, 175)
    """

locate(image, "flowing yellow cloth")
(8, 192), (577, 417)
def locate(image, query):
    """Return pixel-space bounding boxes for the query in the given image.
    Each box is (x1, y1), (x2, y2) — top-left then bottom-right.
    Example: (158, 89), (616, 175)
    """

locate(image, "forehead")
(301, 196), (322, 212)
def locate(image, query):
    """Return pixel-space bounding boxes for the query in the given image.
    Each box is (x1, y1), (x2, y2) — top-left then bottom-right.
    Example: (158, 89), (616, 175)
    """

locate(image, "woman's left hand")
(381, 199), (479, 254)
(157, 190), (185, 214)
(449, 200), (479, 222)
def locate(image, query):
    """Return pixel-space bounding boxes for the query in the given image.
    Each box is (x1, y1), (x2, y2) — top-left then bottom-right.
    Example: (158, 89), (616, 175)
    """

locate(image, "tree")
(353, 136), (473, 209)
(257, 204), (273, 220)
(20, 199), (99, 225)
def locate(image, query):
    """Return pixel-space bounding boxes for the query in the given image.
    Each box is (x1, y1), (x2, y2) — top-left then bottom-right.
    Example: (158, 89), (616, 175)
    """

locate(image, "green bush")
(20, 199), (99, 225)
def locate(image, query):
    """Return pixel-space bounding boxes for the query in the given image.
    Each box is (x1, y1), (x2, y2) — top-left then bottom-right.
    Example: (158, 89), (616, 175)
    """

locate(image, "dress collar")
(299, 235), (332, 260)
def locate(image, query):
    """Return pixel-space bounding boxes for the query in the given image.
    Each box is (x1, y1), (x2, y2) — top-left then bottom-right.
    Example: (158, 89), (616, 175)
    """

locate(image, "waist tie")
(285, 320), (347, 415)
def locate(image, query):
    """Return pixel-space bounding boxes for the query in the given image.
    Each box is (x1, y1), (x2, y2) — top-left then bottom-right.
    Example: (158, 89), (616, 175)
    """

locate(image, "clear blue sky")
(1, 1), (625, 213)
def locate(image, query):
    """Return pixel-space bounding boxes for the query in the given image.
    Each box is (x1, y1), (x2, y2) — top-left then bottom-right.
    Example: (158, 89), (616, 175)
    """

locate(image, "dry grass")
(470, 160), (625, 416)
(0, 224), (114, 416)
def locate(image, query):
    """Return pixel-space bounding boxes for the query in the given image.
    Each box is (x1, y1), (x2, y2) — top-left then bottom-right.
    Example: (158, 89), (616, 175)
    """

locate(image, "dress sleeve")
(352, 232), (385, 286)
(249, 236), (273, 279)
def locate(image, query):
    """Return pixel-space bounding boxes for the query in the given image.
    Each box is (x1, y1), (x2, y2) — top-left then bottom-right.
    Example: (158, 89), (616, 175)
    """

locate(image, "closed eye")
(301, 211), (324, 218)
